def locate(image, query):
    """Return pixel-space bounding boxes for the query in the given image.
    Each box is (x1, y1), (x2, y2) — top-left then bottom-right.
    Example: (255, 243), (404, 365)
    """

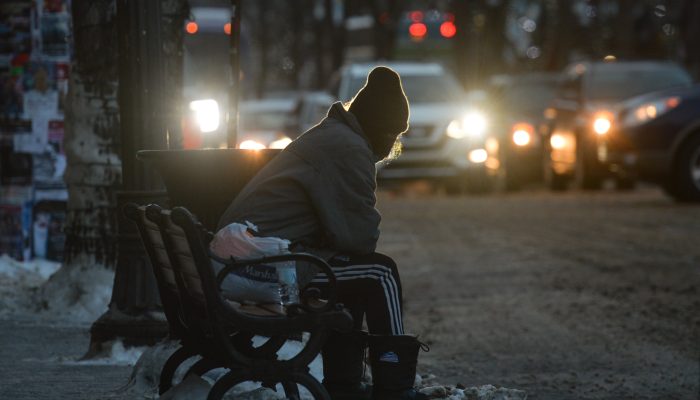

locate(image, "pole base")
(85, 306), (169, 358)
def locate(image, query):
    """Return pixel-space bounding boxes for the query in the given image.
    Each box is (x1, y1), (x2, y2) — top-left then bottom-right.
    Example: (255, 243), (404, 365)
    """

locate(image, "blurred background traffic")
(179, 0), (700, 202)
(2, 0), (700, 263)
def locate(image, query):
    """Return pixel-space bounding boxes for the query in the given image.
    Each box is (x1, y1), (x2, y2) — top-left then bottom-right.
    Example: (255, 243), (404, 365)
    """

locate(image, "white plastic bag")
(210, 221), (292, 304)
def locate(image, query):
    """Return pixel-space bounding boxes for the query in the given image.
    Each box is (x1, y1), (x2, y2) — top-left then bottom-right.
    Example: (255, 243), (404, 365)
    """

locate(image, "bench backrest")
(160, 209), (210, 307)
(124, 203), (187, 338)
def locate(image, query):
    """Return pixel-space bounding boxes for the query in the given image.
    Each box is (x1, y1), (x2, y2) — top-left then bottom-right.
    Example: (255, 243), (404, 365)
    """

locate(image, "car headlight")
(592, 111), (614, 135)
(269, 137), (292, 149)
(511, 122), (534, 146)
(446, 111), (488, 139)
(621, 96), (681, 127)
(468, 148), (488, 163)
(189, 99), (220, 133)
(239, 139), (266, 150)
(550, 133), (568, 150)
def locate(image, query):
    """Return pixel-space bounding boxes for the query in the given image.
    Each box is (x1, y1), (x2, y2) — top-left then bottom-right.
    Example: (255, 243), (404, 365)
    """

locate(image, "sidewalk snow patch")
(0, 254), (61, 316)
(75, 339), (147, 366)
(117, 336), (526, 400)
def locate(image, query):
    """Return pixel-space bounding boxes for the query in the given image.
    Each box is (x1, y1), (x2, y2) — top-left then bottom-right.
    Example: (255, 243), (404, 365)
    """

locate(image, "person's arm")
(311, 146), (380, 254)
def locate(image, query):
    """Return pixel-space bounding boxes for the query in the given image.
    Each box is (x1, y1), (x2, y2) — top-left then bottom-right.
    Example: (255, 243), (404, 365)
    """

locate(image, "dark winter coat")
(217, 102), (381, 260)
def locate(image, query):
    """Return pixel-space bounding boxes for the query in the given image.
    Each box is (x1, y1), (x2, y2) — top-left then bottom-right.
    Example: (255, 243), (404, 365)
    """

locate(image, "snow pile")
(458, 384), (527, 400)
(38, 254), (114, 322)
(116, 336), (526, 400)
(115, 336), (322, 400)
(0, 253), (114, 323)
(0, 254), (61, 316)
(416, 374), (527, 399)
(62, 339), (149, 367)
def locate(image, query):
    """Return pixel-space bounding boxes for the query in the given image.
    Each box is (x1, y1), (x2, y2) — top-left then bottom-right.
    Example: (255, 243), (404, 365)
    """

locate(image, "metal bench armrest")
(210, 251), (338, 313)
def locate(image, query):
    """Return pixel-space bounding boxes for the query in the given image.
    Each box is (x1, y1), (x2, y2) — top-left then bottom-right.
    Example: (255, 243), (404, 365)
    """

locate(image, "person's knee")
(370, 253), (400, 282)
(371, 252), (397, 269)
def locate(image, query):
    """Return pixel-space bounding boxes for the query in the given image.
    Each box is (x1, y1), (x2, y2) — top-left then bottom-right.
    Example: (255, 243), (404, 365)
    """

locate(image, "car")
(330, 62), (496, 193)
(237, 98), (297, 150)
(487, 72), (560, 190)
(181, 6), (233, 149)
(599, 85), (700, 201)
(290, 91), (335, 134)
(542, 61), (693, 190)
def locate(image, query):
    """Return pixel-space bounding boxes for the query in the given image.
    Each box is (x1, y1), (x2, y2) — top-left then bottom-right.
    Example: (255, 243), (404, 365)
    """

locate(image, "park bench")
(124, 202), (353, 400)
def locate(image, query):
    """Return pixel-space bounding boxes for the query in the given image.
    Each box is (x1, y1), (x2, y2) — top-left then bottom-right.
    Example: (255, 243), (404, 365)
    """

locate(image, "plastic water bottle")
(276, 260), (299, 306)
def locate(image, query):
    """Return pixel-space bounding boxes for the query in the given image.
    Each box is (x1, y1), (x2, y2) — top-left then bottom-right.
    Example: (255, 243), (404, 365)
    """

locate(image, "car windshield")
(503, 82), (557, 113)
(586, 67), (692, 101)
(183, 33), (231, 93)
(240, 112), (288, 131)
(348, 73), (465, 104)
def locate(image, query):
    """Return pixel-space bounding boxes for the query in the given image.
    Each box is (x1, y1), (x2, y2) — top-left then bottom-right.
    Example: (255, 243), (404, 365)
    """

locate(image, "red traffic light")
(440, 21), (456, 38)
(409, 22), (427, 39)
(185, 21), (198, 34)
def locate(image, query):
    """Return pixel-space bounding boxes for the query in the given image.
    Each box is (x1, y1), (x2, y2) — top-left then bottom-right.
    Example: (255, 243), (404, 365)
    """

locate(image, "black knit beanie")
(348, 66), (410, 159)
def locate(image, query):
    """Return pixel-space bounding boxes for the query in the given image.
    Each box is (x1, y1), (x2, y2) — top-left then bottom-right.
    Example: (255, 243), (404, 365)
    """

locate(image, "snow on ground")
(0, 254), (113, 323)
(0, 253), (527, 399)
(118, 337), (526, 400)
(62, 339), (149, 366)
(0, 254), (61, 316)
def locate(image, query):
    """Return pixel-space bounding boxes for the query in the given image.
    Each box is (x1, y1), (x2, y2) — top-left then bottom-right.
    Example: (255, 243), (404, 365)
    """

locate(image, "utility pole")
(228, 0), (242, 148)
(88, 0), (174, 353)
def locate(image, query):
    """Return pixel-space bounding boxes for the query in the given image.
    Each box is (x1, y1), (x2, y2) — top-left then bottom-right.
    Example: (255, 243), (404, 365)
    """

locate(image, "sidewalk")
(0, 316), (134, 400)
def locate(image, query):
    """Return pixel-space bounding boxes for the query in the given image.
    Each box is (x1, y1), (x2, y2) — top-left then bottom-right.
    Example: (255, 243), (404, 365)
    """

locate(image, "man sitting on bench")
(217, 66), (427, 400)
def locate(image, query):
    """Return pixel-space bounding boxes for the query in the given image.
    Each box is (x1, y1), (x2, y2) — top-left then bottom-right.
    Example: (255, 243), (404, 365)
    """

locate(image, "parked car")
(291, 91), (335, 134)
(487, 72), (560, 190)
(237, 98), (297, 150)
(599, 85), (700, 201)
(330, 62), (496, 193)
(542, 61), (693, 190)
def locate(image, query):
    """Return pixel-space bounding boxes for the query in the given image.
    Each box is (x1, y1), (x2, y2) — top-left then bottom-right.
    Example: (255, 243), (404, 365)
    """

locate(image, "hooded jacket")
(217, 102), (381, 260)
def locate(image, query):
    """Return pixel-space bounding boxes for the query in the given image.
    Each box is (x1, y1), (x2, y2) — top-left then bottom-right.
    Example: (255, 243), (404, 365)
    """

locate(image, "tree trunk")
(161, 0), (189, 149)
(542, 0), (577, 71)
(452, 0), (472, 88)
(369, 0), (403, 61)
(481, 0), (508, 77)
(255, 1), (270, 98)
(40, 0), (187, 323)
(39, 0), (122, 320)
(290, 0), (306, 88)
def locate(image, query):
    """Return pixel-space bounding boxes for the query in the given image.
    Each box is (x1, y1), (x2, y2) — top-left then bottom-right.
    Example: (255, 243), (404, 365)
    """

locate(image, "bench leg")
(282, 380), (301, 399)
(206, 369), (331, 400)
(232, 332), (287, 360)
(184, 357), (224, 379)
(285, 372), (332, 400)
(159, 346), (198, 394)
(206, 369), (249, 400)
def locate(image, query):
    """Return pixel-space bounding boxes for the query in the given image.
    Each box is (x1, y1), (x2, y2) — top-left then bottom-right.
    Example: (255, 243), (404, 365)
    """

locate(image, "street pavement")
(0, 316), (132, 400)
(1, 186), (698, 400)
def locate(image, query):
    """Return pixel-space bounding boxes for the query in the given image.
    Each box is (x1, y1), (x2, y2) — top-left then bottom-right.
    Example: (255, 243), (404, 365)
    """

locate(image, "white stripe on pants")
(312, 263), (404, 335)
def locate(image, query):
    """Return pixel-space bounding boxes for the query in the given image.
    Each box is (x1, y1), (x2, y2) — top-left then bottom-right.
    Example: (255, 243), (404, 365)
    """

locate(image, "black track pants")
(310, 252), (404, 335)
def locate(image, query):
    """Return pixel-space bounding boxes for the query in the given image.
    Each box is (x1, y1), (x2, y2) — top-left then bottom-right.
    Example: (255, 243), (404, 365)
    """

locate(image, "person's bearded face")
(371, 131), (404, 163)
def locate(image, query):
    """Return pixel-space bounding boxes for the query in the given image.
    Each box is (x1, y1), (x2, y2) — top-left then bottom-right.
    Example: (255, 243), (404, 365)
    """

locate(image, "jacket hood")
(326, 102), (378, 160)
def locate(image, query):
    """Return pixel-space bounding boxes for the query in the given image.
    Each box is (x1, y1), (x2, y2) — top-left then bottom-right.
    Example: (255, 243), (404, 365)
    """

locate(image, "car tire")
(574, 137), (604, 190)
(543, 149), (568, 191)
(614, 175), (637, 191)
(665, 134), (700, 202)
(464, 170), (493, 194)
(545, 168), (568, 191)
(443, 178), (467, 196)
(505, 175), (522, 191)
